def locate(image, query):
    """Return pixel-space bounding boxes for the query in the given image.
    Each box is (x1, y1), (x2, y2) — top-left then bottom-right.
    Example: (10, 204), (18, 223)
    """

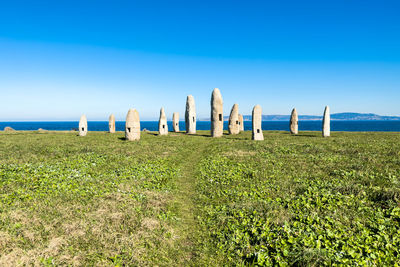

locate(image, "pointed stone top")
(211, 88), (223, 105)
(80, 115), (87, 122)
(186, 95), (195, 106)
(212, 88), (221, 97)
(253, 104), (261, 110)
(109, 114), (115, 120)
(126, 108), (139, 120)
(160, 108), (167, 121)
(291, 108), (298, 115)
(324, 106), (330, 115)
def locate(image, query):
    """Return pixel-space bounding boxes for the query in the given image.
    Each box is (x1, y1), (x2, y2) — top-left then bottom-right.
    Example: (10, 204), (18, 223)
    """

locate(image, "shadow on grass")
(144, 132), (159, 136)
(293, 134), (318, 138)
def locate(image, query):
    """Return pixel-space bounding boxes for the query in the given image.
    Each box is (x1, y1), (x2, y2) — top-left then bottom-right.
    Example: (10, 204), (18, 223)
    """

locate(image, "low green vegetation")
(0, 130), (399, 266)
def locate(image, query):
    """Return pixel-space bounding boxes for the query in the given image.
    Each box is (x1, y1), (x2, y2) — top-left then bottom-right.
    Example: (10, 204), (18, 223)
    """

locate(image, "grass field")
(0, 130), (399, 266)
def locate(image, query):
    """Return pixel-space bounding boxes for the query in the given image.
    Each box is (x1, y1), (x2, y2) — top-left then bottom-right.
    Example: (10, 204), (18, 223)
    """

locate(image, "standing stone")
(238, 114), (244, 132)
(109, 114), (116, 133)
(322, 106), (330, 137)
(228, 104), (240, 135)
(211, 88), (223, 137)
(159, 107), (168, 135)
(185, 95), (196, 134)
(125, 108), (140, 141)
(173, 112), (179, 132)
(252, 105), (264, 141)
(290, 108), (299, 135)
(79, 115), (88, 136)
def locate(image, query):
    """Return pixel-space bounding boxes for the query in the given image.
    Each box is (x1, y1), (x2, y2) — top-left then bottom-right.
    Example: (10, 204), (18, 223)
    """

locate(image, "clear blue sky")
(0, 0), (399, 121)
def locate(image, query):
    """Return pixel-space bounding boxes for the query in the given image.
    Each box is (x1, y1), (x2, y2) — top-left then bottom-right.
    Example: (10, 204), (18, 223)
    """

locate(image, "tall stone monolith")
(173, 112), (179, 132)
(211, 88), (223, 137)
(185, 95), (196, 134)
(109, 114), (116, 133)
(290, 108), (298, 135)
(252, 105), (264, 141)
(322, 106), (330, 137)
(159, 107), (168, 135)
(238, 114), (244, 132)
(228, 104), (240, 135)
(125, 108), (140, 141)
(79, 115), (87, 136)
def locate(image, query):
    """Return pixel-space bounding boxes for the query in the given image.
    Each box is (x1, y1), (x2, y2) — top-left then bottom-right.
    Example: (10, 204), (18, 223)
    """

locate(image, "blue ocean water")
(1, 121), (400, 132)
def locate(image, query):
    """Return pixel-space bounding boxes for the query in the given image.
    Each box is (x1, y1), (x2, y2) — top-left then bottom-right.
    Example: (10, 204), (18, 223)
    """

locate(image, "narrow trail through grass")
(169, 138), (211, 265)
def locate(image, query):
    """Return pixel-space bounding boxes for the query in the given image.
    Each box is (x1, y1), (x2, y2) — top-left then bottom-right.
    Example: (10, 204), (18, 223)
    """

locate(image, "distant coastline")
(199, 112), (400, 121)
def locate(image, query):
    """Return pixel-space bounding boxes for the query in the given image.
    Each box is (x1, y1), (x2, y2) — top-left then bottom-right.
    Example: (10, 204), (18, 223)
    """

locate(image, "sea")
(1, 121), (400, 132)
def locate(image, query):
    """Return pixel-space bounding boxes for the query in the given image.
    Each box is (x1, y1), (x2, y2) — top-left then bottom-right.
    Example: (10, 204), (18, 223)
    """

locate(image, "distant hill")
(203, 113), (400, 121)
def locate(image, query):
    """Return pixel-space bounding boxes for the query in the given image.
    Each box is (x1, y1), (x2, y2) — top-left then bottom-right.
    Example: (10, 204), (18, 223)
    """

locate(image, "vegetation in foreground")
(0, 130), (399, 266)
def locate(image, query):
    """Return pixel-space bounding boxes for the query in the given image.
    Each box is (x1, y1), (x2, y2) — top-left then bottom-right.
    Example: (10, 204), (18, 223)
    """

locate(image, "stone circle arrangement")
(79, 88), (331, 140)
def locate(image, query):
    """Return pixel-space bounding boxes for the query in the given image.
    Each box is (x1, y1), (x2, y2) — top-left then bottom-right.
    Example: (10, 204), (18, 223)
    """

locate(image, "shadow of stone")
(144, 132), (159, 136)
(293, 134), (318, 138)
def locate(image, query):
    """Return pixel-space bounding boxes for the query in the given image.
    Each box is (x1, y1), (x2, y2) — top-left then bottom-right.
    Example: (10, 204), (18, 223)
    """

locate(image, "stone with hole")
(211, 88), (223, 137)
(228, 104), (240, 135)
(125, 108), (140, 141)
(173, 112), (179, 132)
(185, 95), (196, 134)
(238, 114), (244, 132)
(79, 115), (88, 136)
(252, 105), (263, 141)
(159, 107), (168, 135)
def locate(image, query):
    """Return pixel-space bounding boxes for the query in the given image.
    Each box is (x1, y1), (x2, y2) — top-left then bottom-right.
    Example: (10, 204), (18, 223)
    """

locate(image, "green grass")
(0, 130), (399, 266)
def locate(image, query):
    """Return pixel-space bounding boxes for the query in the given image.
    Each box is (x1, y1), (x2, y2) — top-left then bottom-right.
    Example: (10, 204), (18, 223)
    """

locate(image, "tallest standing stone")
(185, 95), (196, 134)
(211, 88), (223, 137)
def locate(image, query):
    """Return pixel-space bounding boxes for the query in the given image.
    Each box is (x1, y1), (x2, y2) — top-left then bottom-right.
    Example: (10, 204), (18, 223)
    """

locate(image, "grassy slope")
(0, 130), (399, 266)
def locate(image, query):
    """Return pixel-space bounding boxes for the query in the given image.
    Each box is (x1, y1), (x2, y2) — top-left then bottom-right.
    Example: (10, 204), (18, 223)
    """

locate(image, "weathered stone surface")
(290, 108), (299, 135)
(79, 115), (88, 136)
(211, 88), (223, 137)
(185, 95), (196, 134)
(228, 104), (240, 135)
(4, 126), (15, 132)
(125, 109), (140, 141)
(172, 112), (179, 132)
(158, 107), (168, 135)
(238, 114), (244, 132)
(252, 105), (264, 141)
(322, 106), (330, 137)
(109, 114), (116, 133)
